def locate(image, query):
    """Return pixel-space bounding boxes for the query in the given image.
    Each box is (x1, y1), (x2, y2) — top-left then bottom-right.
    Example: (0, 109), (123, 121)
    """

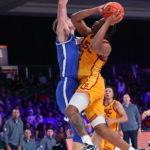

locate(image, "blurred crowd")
(0, 65), (150, 148)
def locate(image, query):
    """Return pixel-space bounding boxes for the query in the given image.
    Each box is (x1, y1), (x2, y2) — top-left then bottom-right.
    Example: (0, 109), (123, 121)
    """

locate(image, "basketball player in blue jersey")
(54, 0), (91, 149)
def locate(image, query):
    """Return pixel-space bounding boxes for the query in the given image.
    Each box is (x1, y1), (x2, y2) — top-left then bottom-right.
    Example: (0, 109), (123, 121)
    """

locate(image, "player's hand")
(97, 4), (105, 13)
(118, 131), (123, 137)
(142, 110), (150, 120)
(58, 0), (68, 6)
(6, 146), (12, 150)
(142, 112), (147, 120)
(105, 10), (123, 25)
(101, 2), (113, 13)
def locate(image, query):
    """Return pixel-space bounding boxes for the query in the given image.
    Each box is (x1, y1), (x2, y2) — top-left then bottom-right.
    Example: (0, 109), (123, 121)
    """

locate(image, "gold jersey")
(78, 33), (108, 83)
(104, 100), (119, 131)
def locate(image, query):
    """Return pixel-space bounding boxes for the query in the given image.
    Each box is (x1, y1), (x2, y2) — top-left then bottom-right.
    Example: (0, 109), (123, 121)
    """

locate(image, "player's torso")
(56, 34), (79, 79)
(104, 100), (119, 131)
(78, 34), (106, 83)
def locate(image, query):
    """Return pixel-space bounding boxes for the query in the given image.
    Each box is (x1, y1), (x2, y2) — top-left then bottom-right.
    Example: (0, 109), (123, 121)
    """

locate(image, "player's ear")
(52, 18), (58, 33)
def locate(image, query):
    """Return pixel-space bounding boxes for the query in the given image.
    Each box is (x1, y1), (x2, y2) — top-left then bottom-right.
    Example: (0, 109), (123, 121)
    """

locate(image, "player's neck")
(105, 98), (113, 105)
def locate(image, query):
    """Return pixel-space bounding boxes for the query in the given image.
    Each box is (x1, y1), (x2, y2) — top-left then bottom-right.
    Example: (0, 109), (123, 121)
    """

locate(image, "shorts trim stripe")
(63, 77), (69, 107)
(62, 44), (67, 77)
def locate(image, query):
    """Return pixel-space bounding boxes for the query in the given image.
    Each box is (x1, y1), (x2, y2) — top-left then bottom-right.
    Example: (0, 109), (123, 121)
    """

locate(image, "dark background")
(0, 15), (150, 66)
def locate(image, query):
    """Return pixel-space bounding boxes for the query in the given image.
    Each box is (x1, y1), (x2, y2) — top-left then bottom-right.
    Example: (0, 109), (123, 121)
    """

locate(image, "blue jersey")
(56, 34), (79, 79)
(56, 34), (82, 143)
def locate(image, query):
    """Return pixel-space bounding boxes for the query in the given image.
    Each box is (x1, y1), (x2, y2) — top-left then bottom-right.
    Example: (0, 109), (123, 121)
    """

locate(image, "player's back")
(56, 34), (79, 79)
(78, 33), (106, 83)
(104, 100), (119, 131)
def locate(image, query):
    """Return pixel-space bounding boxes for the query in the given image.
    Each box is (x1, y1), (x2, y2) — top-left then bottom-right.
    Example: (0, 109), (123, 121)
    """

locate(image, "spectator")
(35, 123), (46, 141)
(39, 128), (56, 150)
(0, 106), (5, 117)
(55, 126), (66, 143)
(24, 122), (35, 137)
(20, 129), (36, 150)
(26, 108), (35, 125)
(44, 112), (57, 126)
(119, 94), (141, 148)
(3, 109), (24, 150)
(33, 115), (43, 128)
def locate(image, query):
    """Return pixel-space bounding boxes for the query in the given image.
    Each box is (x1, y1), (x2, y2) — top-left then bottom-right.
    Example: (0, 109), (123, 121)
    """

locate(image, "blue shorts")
(56, 77), (82, 143)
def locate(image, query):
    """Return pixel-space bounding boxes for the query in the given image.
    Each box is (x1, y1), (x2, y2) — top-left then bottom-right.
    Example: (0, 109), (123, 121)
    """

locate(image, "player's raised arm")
(56, 0), (70, 42)
(71, 5), (104, 36)
(90, 11), (122, 58)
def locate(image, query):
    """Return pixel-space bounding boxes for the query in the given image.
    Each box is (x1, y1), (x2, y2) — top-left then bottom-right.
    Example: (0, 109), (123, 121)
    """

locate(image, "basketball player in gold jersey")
(100, 86), (128, 150)
(65, 5), (136, 150)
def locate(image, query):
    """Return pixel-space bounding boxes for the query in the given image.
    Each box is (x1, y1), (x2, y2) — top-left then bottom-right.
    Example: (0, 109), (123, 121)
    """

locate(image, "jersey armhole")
(56, 34), (73, 45)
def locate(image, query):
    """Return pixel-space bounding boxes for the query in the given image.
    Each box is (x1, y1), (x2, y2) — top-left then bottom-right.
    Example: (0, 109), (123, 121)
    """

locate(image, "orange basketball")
(102, 2), (124, 20)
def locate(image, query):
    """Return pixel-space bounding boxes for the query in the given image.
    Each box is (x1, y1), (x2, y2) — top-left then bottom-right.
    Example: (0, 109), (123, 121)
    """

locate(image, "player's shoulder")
(113, 100), (122, 109)
(56, 34), (77, 45)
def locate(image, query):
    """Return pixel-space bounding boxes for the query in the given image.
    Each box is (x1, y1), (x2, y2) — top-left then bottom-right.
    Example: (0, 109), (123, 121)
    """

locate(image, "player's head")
(52, 18), (75, 33)
(105, 86), (117, 100)
(91, 18), (116, 39)
(123, 93), (131, 104)
(12, 109), (20, 119)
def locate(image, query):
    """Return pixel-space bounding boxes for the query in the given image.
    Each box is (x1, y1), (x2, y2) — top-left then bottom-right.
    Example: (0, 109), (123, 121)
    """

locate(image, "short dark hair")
(46, 127), (54, 131)
(25, 128), (31, 131)
(52, 18), (58, 33)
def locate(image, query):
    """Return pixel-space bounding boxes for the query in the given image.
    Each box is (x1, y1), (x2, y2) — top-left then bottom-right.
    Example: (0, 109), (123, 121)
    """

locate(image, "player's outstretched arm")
(114, 101), (128, 123)
(90, 11), (122, 57)
(56, 0), (70, 43)
(71, 5), (104, 36)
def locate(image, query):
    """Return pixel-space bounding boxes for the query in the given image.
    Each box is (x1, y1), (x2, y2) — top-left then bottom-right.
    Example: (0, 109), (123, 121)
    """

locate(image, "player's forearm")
(116, 115), (128, 123)
(90, 21), (110, 52)
(71, 7), (99, 22)
(57, 3), (68, 23)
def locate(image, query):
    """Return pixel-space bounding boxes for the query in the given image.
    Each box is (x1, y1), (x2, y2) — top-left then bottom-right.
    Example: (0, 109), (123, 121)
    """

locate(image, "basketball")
(102, 2), (124, 20)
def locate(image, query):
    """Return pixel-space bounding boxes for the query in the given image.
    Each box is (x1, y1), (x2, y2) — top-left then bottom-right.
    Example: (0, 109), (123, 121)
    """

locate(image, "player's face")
(105, 88), (114, 100)
(12, 109), (20, 119)
(47, 129), (54, 137)
(67, 18), (75, 32)
(25, 130), (31, 139)
(123, 94), (130, 104)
